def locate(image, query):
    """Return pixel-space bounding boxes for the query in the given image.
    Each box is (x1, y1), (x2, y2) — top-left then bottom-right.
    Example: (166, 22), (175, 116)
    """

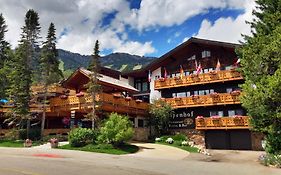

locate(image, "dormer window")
(202, 50), (211, 58)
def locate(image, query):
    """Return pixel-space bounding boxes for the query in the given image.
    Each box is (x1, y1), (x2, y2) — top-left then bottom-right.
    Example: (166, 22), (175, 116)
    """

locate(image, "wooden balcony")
(31, 85), (66, 94)
(195, 116), (251, 130)
(49, 93), (149, 115)
(155, 69), (243, 90)
(163, 92), (241, 109)
(0, 104), (51, 113)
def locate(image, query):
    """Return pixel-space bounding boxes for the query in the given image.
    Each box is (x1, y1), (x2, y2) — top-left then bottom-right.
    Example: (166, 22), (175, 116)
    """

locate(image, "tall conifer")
(239, 0), (281, 154)
(40, 23), (62, 138)
(8, 9), (41, 138)
(86, 40), (102, 129)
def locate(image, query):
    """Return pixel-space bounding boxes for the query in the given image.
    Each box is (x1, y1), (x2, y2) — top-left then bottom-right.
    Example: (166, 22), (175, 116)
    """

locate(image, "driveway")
(0, 143), (280, 175)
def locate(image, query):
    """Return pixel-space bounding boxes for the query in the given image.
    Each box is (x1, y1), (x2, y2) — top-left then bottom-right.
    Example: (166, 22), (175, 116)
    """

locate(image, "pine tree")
(7, 9), (41, 138)
(0, 13), (9, 100)
(40, 23), (63, 138)
(86, 40), (102, 129)
(238, 0), (281, 154)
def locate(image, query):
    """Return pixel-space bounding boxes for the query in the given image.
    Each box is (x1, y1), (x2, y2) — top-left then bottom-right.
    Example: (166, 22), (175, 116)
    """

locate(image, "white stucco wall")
(149, 67), (162, 103)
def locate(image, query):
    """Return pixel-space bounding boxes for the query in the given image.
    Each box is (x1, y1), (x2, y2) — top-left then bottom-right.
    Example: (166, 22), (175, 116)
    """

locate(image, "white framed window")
(187, 55), (196, 61)
(202, 50), (211, 58)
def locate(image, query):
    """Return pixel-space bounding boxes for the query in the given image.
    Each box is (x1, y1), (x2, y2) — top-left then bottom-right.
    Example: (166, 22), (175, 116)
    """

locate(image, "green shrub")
(98, 113), (134, 146)
(259, 153), (281, 168)
(18, 128), (41, 140)
(172, 133), (187, 141)
(68, 128), (97, 147)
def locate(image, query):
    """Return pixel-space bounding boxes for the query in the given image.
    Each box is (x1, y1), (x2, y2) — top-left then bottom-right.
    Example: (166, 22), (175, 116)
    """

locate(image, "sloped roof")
(122, 37), (240, 76)
(64, 67), (138, 93)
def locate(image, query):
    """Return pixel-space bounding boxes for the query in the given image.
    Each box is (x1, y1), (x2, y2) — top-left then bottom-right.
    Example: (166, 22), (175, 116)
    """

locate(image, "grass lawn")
(0, 140), (44, 147)
(59, 143), (139, 155)
(156, 142), (199, 153)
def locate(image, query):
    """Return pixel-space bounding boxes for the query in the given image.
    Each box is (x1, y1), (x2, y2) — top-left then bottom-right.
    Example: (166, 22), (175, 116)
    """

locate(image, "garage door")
(205, 130), (252, 150)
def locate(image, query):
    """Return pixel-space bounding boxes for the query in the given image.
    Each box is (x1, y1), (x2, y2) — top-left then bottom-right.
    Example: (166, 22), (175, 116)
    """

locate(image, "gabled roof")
(63, 67), (138, 93)
(122, 37), (240, 76)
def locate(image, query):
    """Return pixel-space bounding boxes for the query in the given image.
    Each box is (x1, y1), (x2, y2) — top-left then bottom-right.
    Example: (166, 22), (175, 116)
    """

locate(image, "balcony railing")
(155, 69), (243, 90)
(163, 92), (241, 109)
(49, 93), (149, 115)
(0, 104), (51, 113)
(195, 116), (251, 130)
(31, 85), (66, 94)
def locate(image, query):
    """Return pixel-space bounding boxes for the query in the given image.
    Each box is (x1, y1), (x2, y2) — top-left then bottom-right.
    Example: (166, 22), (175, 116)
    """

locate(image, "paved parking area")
(0, 143), (280, 175)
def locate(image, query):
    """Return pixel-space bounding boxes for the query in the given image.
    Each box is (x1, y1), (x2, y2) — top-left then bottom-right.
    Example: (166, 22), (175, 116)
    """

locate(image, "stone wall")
(251, 131), (265, 151)
(133, 128), (151, 141)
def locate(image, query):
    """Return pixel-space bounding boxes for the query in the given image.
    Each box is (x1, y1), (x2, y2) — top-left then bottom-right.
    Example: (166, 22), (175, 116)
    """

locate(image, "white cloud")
(195, 0), (255, 43)
(116, 0), (248, 31)
(0, 0), (253, 56)
(0, 0), (156, 56)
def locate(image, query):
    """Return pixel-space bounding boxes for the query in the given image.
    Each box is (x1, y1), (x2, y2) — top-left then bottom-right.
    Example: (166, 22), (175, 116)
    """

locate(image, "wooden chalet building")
(0, 67), (150, 141)
(124, 37), (263, 150)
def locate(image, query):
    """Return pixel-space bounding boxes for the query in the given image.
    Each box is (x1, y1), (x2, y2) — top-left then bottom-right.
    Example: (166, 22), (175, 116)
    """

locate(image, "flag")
(164, 67), (167, 79)
(148, 70), (151, 82)
(216, 59), (221, 72)
(196, 62), (202, 74)
(180, 65), (184, 79)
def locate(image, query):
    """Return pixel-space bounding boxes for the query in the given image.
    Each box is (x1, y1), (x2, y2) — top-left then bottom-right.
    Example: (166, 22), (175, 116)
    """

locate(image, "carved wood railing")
(155, 69), (243, 90)
(195, 116), (251, 130)
(163, 92), (241, 109)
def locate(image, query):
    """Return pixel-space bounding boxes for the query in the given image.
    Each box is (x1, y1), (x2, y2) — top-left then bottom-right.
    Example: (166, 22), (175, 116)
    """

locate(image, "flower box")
(136, 99), (143, 103)
(60, 95), (68, 99)
(196, 116), (204, 119)
(191, 95), (199, 99)
(210, 92), (219, 97)
(230, 90), (241, 96)
(174, 76), (180, 80)
(159, 77), (165, 82)
(76, 92), (84, 97)
(113, 94), (122, 98)
(125, 96), (132, 100)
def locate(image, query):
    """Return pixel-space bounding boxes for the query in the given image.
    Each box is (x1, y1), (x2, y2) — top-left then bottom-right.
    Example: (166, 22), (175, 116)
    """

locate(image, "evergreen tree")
(86, 40), (102, 129)
(7, 9), (41, 138)
(0, 13), (9, 100)
(40, 23), (63, 138)
(238, 0), (281, 154)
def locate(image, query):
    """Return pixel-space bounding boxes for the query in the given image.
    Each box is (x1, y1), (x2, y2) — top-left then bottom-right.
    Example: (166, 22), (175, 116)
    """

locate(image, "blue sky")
(0, 0), (255, 57)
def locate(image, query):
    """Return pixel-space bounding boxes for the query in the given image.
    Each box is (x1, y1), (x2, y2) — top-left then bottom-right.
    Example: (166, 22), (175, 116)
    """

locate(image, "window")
(210, 89), (215, 94)
(205, 90), (210, 95)
(172, 93), (177, 98)
(187, 55), (196, 61)
(186, 91), (191, 97)
(142, 82), (148, 91)
(177, 92), (186, 97)
(138, 119), (144, 128)
(194, 91), (198, 95)
(226, 88), (233, 93)
(202, 50), (211, 58)
(228, 110), (235, 116)
(129, 118), (135, 127)
(185, 71), (190, 76)
(199, 90), (205, 95)
(210, 111), (224, 117)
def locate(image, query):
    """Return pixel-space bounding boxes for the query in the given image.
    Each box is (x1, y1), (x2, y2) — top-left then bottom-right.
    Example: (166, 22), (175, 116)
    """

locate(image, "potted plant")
(49, 138), (59, 148)
(24, 139), (32, 147)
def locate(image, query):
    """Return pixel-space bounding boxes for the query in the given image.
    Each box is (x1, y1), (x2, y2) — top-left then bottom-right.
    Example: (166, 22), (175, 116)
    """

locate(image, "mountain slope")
(58, 49), (155, 72)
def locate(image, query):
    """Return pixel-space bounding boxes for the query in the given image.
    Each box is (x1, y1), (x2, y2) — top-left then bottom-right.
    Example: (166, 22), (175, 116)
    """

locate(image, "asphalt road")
(0, 144), (280, 175)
